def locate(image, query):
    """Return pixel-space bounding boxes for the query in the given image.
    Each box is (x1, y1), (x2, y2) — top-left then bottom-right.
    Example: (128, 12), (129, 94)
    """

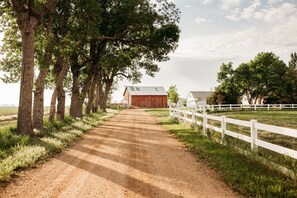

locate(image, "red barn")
(123, 86), (168, 108)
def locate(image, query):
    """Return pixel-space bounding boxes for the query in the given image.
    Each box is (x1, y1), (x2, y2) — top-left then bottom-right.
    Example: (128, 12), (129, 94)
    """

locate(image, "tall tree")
(70, 0), (180, 114)
(33, 5), (56, 130)
(1, 0), (56, 135)
(289, 52), (297, 69)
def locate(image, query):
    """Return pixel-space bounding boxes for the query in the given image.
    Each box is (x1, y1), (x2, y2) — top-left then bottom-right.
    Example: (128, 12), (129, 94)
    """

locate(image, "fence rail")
(184, 103), (297, 112)
(169, 106), (297, 160)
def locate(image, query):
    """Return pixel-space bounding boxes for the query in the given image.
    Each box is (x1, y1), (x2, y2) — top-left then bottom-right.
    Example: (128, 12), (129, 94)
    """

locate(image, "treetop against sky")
(1, 0), (297, 105)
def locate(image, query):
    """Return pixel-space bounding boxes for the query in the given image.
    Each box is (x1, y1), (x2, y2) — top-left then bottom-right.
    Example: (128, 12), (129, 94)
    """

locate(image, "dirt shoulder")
(0, 109), (240, 197)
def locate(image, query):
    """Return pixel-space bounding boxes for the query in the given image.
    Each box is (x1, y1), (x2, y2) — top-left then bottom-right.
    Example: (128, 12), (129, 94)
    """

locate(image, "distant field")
(0, 107), (53, 117)
(0, 107), (18, 116)
(211, 110), (297, 129)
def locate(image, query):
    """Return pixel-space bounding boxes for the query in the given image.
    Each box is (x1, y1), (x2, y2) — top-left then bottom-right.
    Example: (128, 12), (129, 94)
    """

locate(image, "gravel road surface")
(0, 109), (240, 198)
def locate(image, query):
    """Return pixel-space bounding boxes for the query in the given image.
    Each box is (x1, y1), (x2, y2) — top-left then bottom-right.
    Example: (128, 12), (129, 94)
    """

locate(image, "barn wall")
(131, 95), (167, 108)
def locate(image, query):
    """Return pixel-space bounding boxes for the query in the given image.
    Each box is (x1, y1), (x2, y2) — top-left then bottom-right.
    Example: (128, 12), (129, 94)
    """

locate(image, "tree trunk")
(93, 79), (101, 113)
(16, 16), (38, 135)
(49, 58), (69, 122)
(49, 89), (58, 123)
(100, 80), (113, 113)
(70, 68), (80, 118)
(33, 13), (54, 129)
(57, 87), (66, 121)
(70, 74), (92, 118)
(86, 74), (98, 115)
(33, 68), (49, 130)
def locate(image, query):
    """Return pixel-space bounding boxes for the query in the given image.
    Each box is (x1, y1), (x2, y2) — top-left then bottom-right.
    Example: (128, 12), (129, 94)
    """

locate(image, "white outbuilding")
(186, 91), (212, 108)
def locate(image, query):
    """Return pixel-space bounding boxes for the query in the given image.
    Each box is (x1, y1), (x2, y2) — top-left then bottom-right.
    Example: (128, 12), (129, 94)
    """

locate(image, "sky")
(1, 0), (297, 105)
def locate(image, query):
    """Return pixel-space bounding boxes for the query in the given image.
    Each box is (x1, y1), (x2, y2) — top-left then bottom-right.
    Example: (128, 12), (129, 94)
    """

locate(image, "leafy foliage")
(209, 52), (296, 104)
(167, 85), (179, 104)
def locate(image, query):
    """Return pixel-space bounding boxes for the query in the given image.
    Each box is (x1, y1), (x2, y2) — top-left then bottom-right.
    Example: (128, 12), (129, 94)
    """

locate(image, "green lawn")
(147, 108), (297, 198)
(211, 110), (297, 129)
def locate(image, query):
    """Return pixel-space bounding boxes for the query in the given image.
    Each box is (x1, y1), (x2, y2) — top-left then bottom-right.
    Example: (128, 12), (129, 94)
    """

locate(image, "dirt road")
(0, 109), (239, 198)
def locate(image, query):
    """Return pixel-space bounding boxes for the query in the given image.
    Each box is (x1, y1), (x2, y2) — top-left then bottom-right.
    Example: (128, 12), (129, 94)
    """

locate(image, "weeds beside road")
(0, 110), (118, 181)
(147, 108), (297, 198)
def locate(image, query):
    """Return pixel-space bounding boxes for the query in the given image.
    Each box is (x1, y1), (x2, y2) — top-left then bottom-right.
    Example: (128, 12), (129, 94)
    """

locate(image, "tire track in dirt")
(0, 109), (241, 198)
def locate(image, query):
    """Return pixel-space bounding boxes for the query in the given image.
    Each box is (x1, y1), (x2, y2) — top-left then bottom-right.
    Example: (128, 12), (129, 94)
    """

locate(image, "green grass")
(211, 110), (297, 129)
(0, 107), (18, 116)
(0, 109), (118, 181)
(147, 108), (297, 198)
(209, 110), (297, 167)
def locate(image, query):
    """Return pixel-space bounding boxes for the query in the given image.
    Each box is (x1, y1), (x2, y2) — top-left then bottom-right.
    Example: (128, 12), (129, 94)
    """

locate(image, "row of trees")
(208, 52), (297, 105)
(0, 0), (180, 135)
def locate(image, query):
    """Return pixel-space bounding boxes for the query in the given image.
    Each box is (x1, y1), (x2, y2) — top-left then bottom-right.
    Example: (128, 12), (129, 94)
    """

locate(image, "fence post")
(280, 104), (282, 110)
(229, 104), (232, 111)
(212, 105), (214, 111)
(254, 105), (256, 111)
(267, 104), (270, 110)
(203, 113), (207, 136)
(183, 110), (186, 122)
(250, 119), (258, 151)
(221, 115), (226, 143)
(192, 110), (195, 124)
(177, 108), (181, 122)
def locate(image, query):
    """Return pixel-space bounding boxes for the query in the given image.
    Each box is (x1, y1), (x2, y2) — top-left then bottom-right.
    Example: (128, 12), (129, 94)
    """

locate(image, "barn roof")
(187, 91), (212, 99)
(124, 86), (167, 96)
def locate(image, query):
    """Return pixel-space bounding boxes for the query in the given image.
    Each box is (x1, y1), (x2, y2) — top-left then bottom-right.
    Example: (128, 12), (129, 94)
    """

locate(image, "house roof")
(187, 91), (212, 99)
(124, 86), (167, 96)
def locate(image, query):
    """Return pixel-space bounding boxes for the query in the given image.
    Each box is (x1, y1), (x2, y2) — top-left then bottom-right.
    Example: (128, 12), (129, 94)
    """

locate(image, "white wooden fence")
(187, 103), (297, 112)
(169, 106), (297, 160)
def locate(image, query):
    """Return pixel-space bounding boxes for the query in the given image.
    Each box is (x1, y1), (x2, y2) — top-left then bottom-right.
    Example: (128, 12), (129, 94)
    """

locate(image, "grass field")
(211, 110), (297, 129)
(147, 108), (297, 197)
(0, 107), (18, 116)
(0, 107), (55, 117)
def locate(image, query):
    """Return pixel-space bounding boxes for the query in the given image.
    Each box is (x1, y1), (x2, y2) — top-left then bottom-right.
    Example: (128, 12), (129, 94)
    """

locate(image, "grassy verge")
(147, 108), (297, 197)
(0, 110), (118, 182)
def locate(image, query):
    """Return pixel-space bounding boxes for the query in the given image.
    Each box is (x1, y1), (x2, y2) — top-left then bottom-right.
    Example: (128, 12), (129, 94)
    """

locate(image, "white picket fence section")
(169, 106), (297, 160)
(189, 103), (297, 112)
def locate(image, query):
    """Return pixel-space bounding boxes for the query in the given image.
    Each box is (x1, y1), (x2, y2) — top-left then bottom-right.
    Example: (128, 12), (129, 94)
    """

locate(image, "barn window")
(136, 87), (140, 91)
(130, 87), (135, 91)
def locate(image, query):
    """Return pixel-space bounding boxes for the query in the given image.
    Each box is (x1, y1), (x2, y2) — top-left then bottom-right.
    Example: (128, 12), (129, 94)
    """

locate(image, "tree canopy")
(209, 52), (297, 105)
(0, 0), (181, 134)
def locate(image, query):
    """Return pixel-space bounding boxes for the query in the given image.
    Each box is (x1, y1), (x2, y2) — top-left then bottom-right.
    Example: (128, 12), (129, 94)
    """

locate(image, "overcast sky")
(1, 0), (297, 105)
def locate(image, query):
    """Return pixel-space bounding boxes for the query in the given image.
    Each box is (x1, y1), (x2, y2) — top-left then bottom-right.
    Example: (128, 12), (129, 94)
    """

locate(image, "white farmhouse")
(186, 91), (212, 108)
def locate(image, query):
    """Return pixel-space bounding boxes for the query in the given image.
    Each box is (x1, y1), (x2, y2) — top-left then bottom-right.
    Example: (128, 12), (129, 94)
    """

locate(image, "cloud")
(202, 0), (212, 4)
(267, 0), (284, 5)
(194, 17), (214, 24)
(173, 15), (297, 63)
(219, 0), (241, 10)
(225, 1), (296, 22)
(185, 4), (192, 8)
(255, 3), (296, 22)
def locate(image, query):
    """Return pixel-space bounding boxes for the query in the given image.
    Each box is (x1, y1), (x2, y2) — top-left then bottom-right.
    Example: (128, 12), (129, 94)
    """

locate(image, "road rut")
(0, 109), (239, 198)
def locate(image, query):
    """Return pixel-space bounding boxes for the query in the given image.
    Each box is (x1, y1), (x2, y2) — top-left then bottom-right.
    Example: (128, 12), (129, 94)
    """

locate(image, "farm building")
(123, 86), (168, 108)
(186, 91), (212, 108)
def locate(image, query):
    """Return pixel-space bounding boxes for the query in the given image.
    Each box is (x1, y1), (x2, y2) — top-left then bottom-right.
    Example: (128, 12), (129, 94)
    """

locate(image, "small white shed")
(186, 91), (212, 108)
